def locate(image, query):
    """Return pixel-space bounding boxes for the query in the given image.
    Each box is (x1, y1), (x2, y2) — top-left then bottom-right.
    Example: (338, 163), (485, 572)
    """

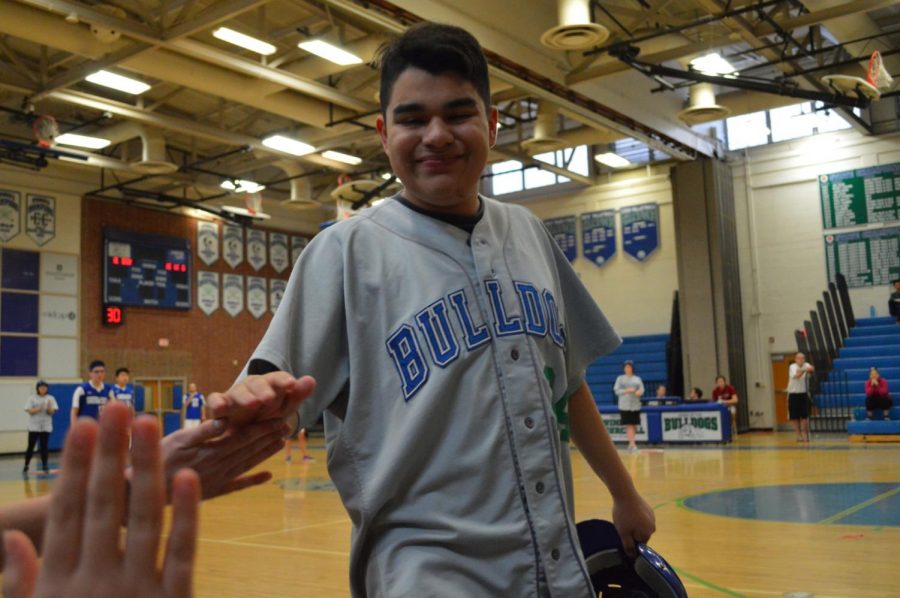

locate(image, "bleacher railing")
(810, 369), (852, 433)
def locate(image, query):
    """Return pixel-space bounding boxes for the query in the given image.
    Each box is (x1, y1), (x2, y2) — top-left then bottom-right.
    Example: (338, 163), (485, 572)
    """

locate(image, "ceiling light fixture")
(298, 40), (363, 66)
(213, 27), (276, 56)
(221, 179), (266, 194)
(262, 134), (315, 156)
(594, 152), (631, 169)
(689, 52), (736, 76)
(55, 133), (111, 149)
(322, 150), (362, 165)
(85, 70), (151, 95)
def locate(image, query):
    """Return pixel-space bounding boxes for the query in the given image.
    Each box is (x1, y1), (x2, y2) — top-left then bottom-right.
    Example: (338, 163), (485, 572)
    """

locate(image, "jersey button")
(511, 349), (519, 360)
(535, 481), (545, 494)
(551, 549), (560, 561)
(524, 417), (535, 429)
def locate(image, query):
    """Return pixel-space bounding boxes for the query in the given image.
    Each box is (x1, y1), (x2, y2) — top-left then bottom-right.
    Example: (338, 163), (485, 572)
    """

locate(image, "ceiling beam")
(163, 0), (271, 39)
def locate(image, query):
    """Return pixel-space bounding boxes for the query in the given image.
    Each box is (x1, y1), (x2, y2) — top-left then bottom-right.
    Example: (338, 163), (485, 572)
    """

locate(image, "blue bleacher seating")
(588, 334), (669, 408)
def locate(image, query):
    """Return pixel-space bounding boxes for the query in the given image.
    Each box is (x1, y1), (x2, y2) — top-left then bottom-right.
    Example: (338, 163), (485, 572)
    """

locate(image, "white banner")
(247, 276), (267, 319)
(269, 278), (286, 314)
(291, 235), (308, 264)
(39, 295), (78, 337)
(197, 221), (219, 265)
(40, 252), (78, 295)
(26, 194), (55, 246)
(660, 411), (724, 442)
(0, 189), (21, 242)
(222, 273), (244, 317)
(197, 271), (220, 315)
(601, 413), (649, 442)
(247, 229), (266, 271)
(222, 223), (244, 268)
(269, 232), (289, 273)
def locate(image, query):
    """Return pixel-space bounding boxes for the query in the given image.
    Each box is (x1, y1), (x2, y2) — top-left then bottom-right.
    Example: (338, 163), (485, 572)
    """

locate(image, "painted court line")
(818, 485), (900, 525)
(200, 537), (350, 558)
(226, 517), (349, 542)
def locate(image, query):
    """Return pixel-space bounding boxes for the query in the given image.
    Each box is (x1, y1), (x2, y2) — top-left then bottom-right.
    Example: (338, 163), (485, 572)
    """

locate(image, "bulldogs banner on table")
(269, 232), (289, 273)
(600, 413), (649, 442)
(543, 215), (577, 262)
(222, 274), (244, 317)
(197, 271), (220, 315)
(0, 189), (21, 242)
(26, 194), (56, 246)
(197, 221), (219, 265)
(247, 276), (268, 319)
(621, 203), (659, 262)
(269, 278), (286, 314)
(247, 229), (267, 271)
(222, 223), (244, 268)
(581, 210), (616, 267)
(661, 411), (724, 442)
(291, 235), (308, 265)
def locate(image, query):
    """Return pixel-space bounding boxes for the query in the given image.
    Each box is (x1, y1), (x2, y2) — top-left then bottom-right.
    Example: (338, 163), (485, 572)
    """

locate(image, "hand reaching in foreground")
(206, 372), (316, 428)
(2, 402), (199, 598)
(612, 492), (657, 559)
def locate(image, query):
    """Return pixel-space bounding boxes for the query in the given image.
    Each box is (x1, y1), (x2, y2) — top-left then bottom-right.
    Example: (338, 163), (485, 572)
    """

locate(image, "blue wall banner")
(621, 203), (659, 262)
(543, 215), (577, 262)
(581, 210), (616, 267)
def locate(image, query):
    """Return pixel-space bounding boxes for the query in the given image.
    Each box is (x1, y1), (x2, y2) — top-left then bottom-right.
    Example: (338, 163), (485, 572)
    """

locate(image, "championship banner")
(247, 276), (267, 319)
(269, 232), (289, 273)
(222, 223), (244, 268)
(660, 411), (724, 442)
(197, 271), (220, 315)
(270, 278), (286, 314)
(291, 235), (308, 264)
(0, 189), (21, 242)
(581, 210), (616, 267)
(600, 413), (649, 442)
(222, 274), (244, 317)
(247, 229), (267, 271)
(543, 215), (577, 262)
(197, 221), (219, 265)
(621, 203), (659, 262)
(26, 194), (56, 246)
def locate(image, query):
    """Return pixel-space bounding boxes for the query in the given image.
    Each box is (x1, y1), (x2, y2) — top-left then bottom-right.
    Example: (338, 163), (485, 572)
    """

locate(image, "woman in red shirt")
(865, 367), (892, 420)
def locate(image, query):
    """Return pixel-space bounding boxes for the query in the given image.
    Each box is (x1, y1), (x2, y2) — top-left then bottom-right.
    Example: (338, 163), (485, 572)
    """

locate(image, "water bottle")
(869, 305), (876, 318)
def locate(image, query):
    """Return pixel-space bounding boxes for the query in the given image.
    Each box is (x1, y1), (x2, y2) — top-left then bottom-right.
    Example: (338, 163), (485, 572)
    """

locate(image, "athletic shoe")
(302, 455), (315, 463)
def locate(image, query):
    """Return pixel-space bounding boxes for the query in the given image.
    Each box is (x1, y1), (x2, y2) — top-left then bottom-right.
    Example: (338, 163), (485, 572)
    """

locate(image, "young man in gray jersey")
(210, 23), (655, 597)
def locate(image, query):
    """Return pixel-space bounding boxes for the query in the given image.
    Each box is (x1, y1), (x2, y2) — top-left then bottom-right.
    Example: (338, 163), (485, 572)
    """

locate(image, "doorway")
(770, 354), (793, 429)
(135, 377), (185, 423)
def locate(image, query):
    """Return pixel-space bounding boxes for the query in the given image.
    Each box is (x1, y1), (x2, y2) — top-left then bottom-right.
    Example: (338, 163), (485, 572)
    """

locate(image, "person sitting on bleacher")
(891, 279), (900, 325)
(865, 367), (892, 420)
(685, 387), (705, 402)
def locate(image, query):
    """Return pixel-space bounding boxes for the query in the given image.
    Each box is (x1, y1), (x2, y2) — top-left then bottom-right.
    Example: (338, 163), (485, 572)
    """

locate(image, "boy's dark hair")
(377, 23), (491, 114)
(693, 387), (704, 399)
(89, 359), (106, 371)
(116, 367), (130, 377)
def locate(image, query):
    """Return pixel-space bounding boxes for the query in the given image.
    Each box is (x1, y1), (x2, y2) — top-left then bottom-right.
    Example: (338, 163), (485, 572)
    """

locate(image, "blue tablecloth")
(599, 402), (731, 443)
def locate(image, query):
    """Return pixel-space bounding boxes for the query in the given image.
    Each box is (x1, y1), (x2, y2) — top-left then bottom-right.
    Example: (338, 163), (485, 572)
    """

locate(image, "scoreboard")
(103, 228), (192, 309)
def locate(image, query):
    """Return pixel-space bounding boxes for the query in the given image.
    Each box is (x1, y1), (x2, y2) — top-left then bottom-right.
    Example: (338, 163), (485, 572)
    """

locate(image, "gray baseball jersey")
(248, 196), (620, 597)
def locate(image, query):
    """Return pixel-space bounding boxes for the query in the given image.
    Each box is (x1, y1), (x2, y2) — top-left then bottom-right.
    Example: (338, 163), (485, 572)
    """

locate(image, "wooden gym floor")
(1, 432), (898, 597)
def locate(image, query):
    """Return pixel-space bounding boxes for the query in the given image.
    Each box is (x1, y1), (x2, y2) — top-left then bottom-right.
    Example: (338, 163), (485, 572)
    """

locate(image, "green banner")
(824, 226), (900, 288)
(819, 163), (900, 229)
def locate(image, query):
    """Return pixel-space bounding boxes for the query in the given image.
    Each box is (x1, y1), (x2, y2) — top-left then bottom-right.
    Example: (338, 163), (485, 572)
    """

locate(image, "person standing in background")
(614, 361), (644, 452)
(890, 279), (900, 324)
(71, 360), (111, 426)
(787, 352), (814, 442)
(110, 367), (136, 418)
(864, 367), (892, 420)
(181, 383), (206, 429)
(23, 381), (58, 475)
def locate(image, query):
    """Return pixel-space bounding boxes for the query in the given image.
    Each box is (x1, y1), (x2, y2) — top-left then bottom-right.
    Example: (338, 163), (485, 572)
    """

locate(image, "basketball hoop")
(867, 51), (894, 91)
(244, 192), (263, 215)
(32, 115), (59, 148)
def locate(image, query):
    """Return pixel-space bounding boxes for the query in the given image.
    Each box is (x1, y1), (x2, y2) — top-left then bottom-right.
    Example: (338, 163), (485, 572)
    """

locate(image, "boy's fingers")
(219, 471), (273, 497)
(2, 531), (39, 598)
(162, 469), (200, 598)
(171, 418), (226, 446)
(124, 416), (165, 580)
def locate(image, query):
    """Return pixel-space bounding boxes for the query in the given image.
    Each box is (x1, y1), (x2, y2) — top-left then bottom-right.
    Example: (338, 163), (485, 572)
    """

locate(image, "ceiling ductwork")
(276, 162), (322, 211)
(94, 123), (178, 174)
(540, 0), (609, 50)
(521, 102), (566, 155)
(677, 83), (731, 126)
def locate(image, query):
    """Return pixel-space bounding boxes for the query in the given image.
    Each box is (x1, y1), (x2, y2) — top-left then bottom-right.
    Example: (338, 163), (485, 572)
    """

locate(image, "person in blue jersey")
(70, 360), (111, 426)
(180, 383), (206, 429)
(110, 367), (136, 418)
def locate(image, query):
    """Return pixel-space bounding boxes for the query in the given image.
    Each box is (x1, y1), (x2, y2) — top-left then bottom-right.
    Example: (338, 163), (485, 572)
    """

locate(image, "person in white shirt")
(23, 381), (58, 475)
(787, 352), (815, 442)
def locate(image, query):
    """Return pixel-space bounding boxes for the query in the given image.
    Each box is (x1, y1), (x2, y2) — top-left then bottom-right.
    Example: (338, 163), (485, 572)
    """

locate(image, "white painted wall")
(514, 166), (678, 337)
(731, 129), (900, 429)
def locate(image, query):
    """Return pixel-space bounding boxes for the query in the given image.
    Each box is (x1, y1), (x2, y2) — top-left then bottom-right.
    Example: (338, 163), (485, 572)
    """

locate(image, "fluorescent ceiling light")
(262, 134), (315, 156)
(594, 152), (631, 169)
(85, 70), (151, 95)
(322, 150), (362, 165)
(221, 179), (266, 194)
(690, 52), (735, 76)
(298, 40), (363, 66)
(55, 133), (111, 149)
(213, 27), (276, 56)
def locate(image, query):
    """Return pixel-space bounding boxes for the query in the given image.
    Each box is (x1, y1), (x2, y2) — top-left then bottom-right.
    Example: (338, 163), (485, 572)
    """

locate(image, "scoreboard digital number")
(103, 228), (192, 309)
(103, 304), (123, 326)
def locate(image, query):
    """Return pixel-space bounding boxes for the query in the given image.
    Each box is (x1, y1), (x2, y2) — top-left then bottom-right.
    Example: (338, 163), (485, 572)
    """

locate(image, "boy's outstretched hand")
(206, 372), (316, 428)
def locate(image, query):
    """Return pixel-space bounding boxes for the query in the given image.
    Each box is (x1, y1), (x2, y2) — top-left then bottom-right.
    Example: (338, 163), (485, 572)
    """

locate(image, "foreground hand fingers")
(81, 402), (130, 569)
(162, 469), (200, 598)
(124, 416), (165, 580)
(40, 419), (98, 575)
(2, 531), (39, 598)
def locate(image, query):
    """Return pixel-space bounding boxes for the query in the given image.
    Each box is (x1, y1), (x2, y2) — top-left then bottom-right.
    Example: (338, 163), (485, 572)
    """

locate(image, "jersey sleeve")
(541, 224), (621, 398)
(243, 230), (349, 427)
(72, 386), (85, 411)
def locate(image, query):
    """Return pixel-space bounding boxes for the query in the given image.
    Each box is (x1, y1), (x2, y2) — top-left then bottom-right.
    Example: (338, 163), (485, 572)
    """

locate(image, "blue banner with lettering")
(581, 210), (616, 267)
(543, 215), (577, 263)
(621, 203), (659, 262)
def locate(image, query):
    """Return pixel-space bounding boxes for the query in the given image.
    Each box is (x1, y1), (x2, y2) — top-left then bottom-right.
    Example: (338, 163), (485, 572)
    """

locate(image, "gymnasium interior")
(0, 0), (898, 596)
